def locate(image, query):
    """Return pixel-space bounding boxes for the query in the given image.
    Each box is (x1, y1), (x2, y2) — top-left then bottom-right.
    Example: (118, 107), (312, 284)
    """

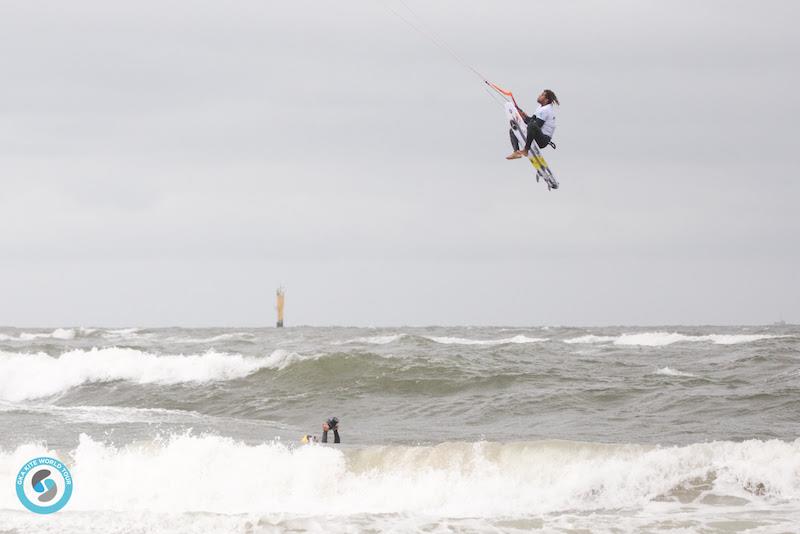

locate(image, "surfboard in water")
(504, 102), (559, 190)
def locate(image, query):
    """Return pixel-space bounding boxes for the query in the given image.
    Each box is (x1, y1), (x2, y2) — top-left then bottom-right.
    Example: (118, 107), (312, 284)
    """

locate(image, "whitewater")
(1, 325), (798, 533)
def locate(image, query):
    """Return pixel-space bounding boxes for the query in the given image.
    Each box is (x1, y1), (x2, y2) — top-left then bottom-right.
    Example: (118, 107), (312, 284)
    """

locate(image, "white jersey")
(534, 103), (556, 138)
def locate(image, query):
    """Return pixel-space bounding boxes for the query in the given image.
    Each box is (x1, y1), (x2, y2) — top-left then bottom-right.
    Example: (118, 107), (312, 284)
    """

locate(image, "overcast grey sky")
(1, 0), (797, 327)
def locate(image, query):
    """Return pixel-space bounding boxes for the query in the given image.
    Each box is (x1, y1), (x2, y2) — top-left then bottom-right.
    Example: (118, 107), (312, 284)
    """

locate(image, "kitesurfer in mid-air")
(506, 89), (559, 159)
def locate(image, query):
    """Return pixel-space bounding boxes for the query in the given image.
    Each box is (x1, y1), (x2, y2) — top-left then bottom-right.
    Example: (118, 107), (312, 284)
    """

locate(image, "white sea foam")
(0, 402), (297, 430)
(0, 327), (153, 342)
(426, 335), (546, 346)
(335, 334), (406, 345)
(30, 327), (76, 340)
(0, 403), (204, 425)
(654, 367), (697, 378)
(561, 332), (787, 347)
(564, 335), (617, 344)
(614, 332), (691, 346)
(261, 348), (324, 370)
(0, 348), (281, 401)
(614, 332), (786, 347)
(100, 327), (155, 341)
(104, 328), (140, 336)
(704, 333), (785, 345)
(0, 328), (77, 341)
(169, 332), (257, 344)
(0, 435), (797, 519)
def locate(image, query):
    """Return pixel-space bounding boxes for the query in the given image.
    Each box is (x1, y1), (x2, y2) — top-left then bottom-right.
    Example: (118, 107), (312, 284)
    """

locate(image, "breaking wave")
(0, 348), (283, 401)
(615, 332), (786, 346)
(425, 335), (545, 346)
(0, 328), (81, 341)
(563, 335), (617, 344)
(334, 334), (406, 345)
(0, 435), (796, 516)
(654, 367), (697, 378)
(168, 332), (257, 344)
(563, 332), (787, 346)
(0, 402), (206, 425)
(0, 327), (154, 342)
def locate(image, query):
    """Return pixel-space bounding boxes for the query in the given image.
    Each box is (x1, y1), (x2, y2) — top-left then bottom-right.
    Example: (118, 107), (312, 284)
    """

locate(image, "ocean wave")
(0, 435), (796, 516)
(334, 334), (406, 345)
(563, 335), (617, 344)
(561, 332), (788, 347)
(0, 328), (79, 341)
(0, 327), (163, 343)
(0, 348), (282, 401)
(261, 348), (326, 370)
(168, 332), (257, 344)
(614, 332), (786, 347)
(100, 328), (155, 341)
(105, 328), (140, 335)
(654, 367), (697, 378)
(0, 402), (297, 430)
(0, 402), (205, 425)
(425, 335), (546, 346)
(703, 334), (788, 345)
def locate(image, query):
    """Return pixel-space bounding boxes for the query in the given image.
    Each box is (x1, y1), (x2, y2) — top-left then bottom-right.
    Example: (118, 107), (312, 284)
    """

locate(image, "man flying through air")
(506, 89), (559, 159)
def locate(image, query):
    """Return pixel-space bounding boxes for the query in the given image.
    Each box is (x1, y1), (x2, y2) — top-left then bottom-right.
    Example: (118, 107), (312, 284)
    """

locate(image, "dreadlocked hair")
(543, 89), (560, 105)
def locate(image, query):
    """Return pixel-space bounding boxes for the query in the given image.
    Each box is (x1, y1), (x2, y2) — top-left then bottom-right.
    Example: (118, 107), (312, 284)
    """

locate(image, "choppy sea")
(1, 325), (798, 533)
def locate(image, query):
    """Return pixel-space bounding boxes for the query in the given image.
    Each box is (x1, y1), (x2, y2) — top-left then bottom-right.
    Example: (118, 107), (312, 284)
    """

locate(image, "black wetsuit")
(510, 108), (551, 151)
(321, 428), (340, 443)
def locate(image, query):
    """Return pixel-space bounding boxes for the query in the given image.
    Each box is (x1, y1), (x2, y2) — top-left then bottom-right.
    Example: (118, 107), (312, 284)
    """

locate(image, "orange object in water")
(276, 288), (285, 328)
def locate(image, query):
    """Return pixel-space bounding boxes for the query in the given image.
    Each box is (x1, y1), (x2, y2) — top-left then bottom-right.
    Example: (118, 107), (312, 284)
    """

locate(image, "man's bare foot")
(506, 151), (523, 160)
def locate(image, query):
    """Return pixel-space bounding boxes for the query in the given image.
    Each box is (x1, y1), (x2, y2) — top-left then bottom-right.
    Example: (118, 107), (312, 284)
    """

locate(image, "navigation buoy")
(276, 287), (285, 328)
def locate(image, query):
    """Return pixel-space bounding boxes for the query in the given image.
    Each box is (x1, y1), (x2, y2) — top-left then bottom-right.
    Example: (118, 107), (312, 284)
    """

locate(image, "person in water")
(301, 417), (340, 444)
(506, 89), (559, 159)
(321, 417), (340, 443)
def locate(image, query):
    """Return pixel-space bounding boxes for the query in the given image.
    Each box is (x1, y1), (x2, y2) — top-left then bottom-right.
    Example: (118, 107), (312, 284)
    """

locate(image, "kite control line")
(382, 0), (508, 106)
(382, 0), (559, 189)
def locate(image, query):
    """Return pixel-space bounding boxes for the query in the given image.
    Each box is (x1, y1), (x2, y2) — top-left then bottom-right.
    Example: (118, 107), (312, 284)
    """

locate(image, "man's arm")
(333, 429), (340, 444)
(517, 109), (544, 129)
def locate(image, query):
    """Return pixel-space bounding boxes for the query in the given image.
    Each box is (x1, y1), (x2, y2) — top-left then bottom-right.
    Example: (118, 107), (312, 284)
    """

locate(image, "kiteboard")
(504, 102), (559, 190)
